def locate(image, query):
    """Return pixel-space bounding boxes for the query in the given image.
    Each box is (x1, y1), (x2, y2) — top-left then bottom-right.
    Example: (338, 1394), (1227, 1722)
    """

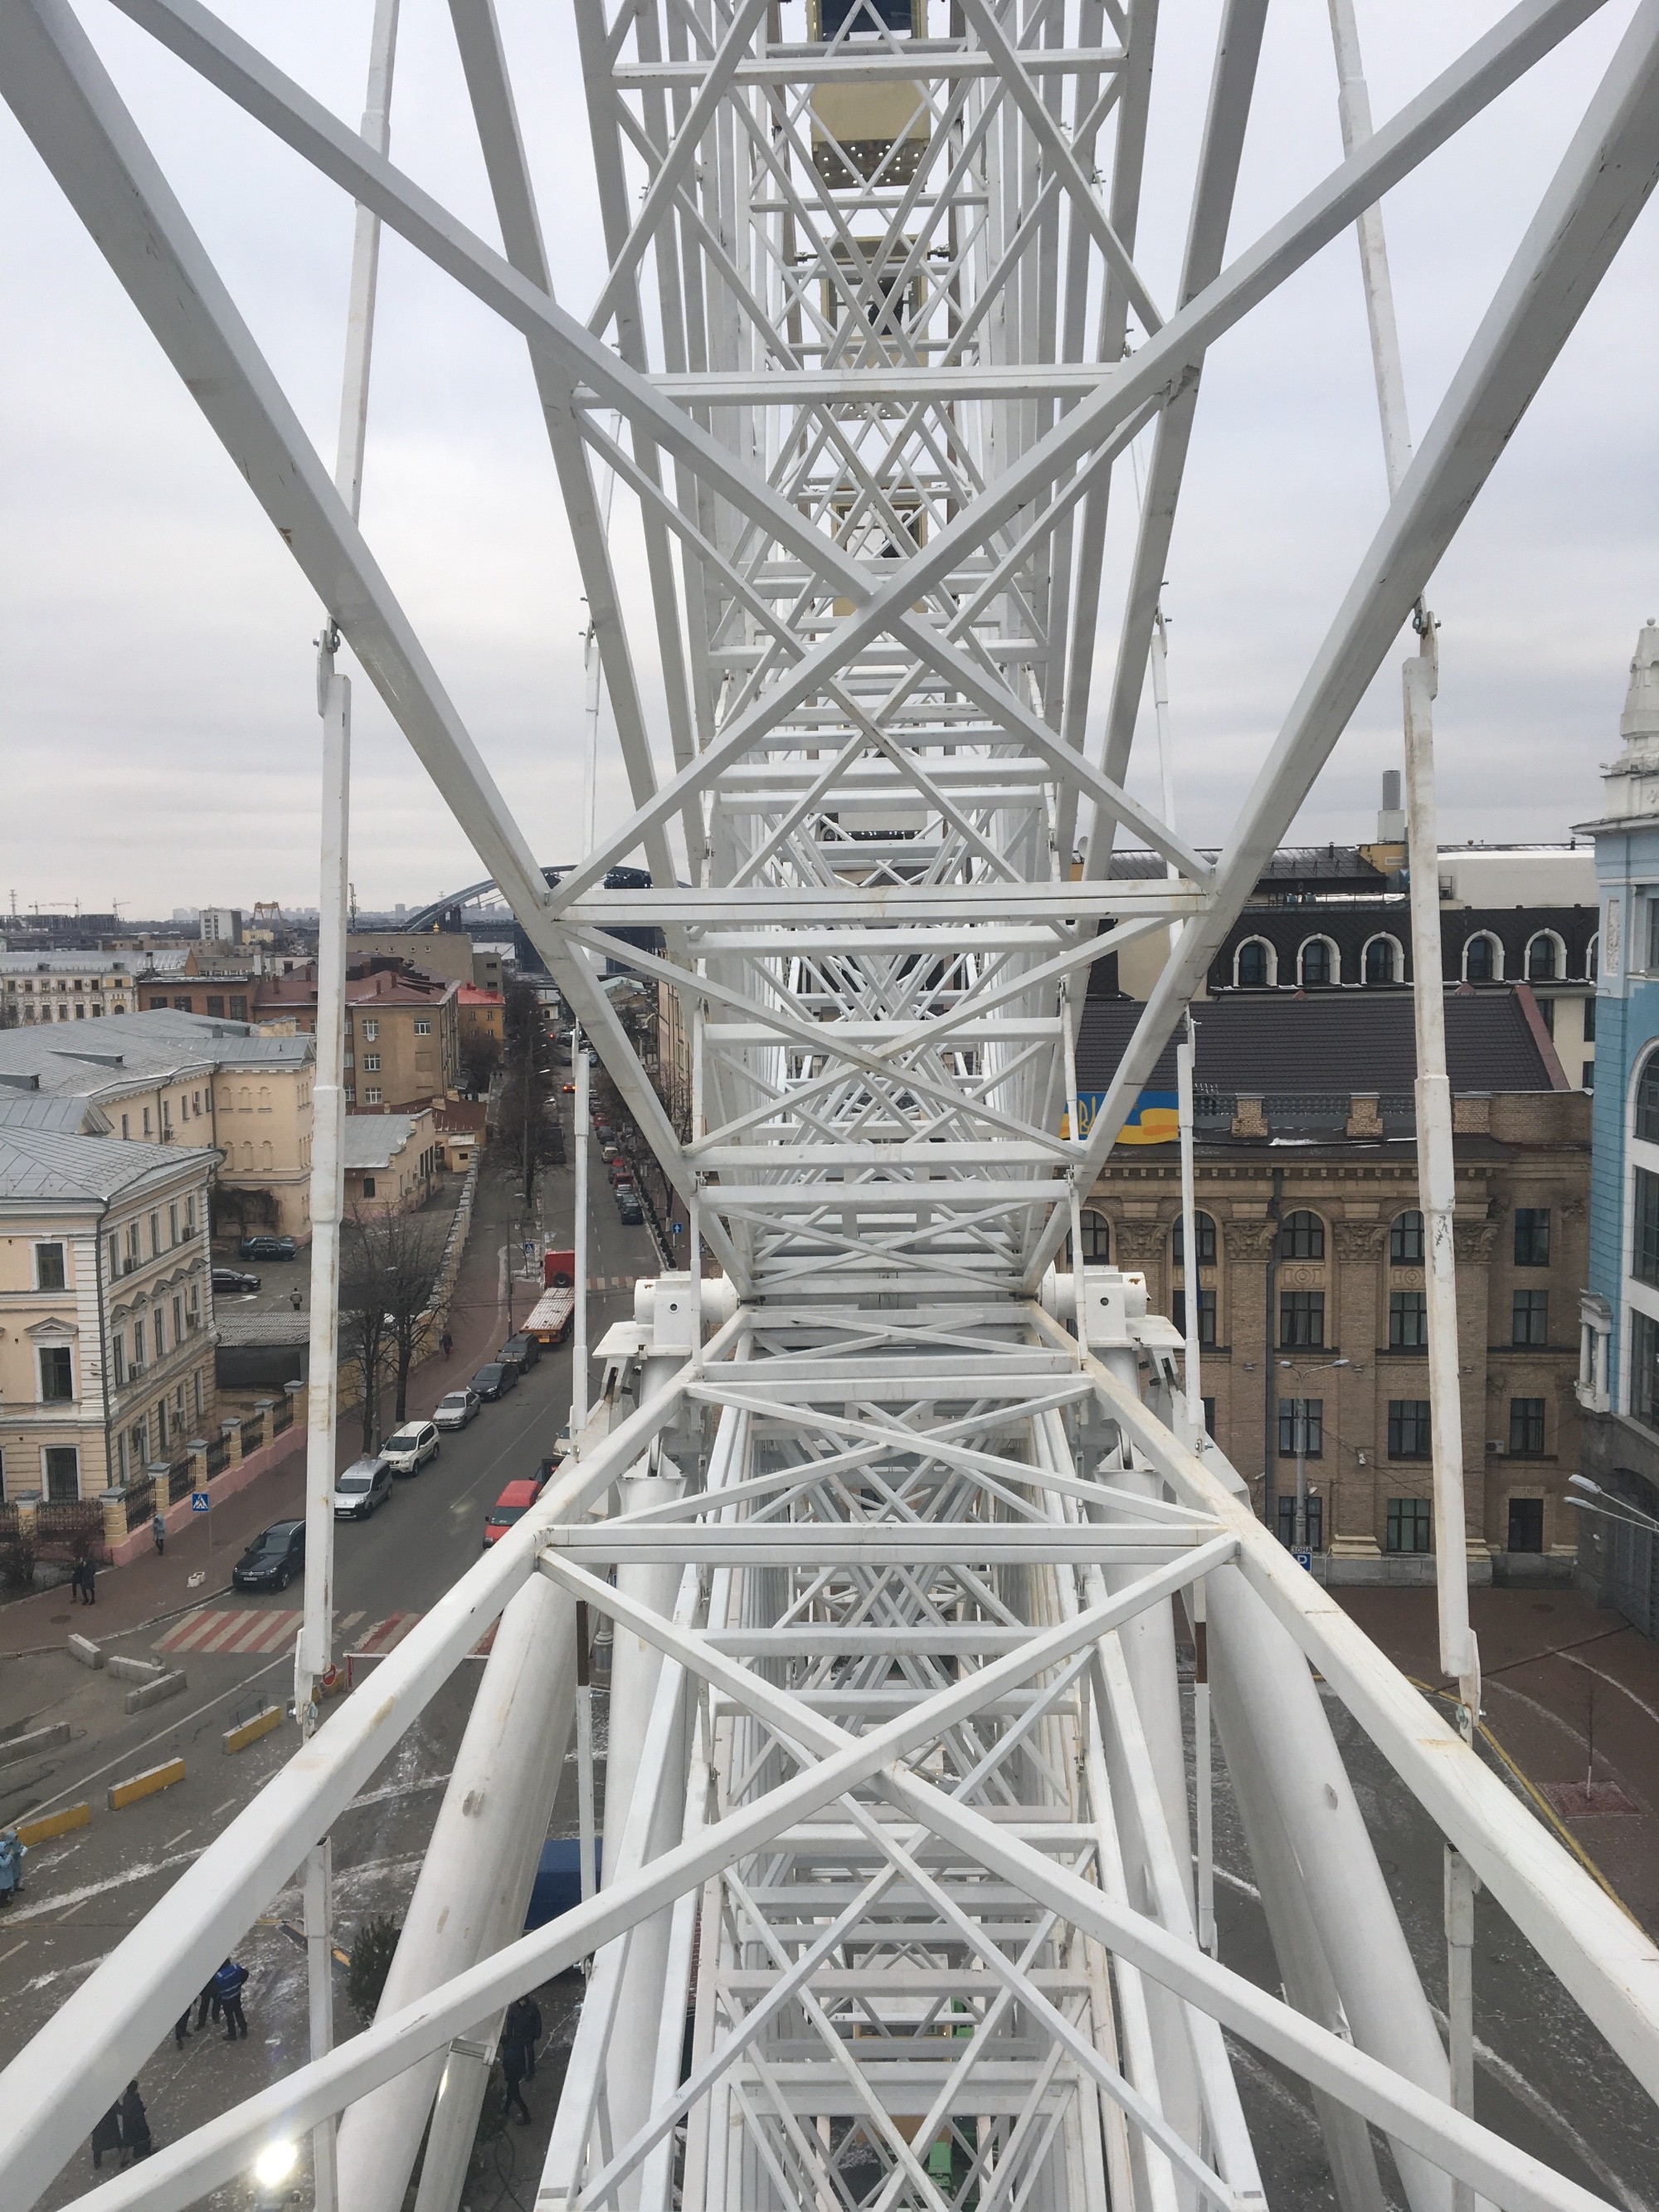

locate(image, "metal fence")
(168, 1459), (194, 1505)
(271, 1391), (294, 1437)
(34, 1501), (108, 1562)
(205, 1435), (230, 1479)
(124, 1476), (155, 1527)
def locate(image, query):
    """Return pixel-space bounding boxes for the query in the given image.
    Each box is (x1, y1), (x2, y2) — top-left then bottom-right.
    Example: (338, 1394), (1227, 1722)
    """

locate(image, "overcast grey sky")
(2, 0), (1655, 917)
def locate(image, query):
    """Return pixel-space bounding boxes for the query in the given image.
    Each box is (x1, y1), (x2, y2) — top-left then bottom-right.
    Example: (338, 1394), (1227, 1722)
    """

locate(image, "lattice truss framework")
(3, 1), (1659, 2210)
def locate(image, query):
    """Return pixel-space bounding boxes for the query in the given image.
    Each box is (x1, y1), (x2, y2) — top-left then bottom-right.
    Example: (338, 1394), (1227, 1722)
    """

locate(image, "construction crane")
(2, 2), (1657, 2210)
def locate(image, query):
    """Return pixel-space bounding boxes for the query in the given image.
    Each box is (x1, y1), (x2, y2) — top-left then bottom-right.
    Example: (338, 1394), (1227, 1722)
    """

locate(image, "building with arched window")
(1073, 984), (1588, 1586)
(1577, 620), (1659, 1635)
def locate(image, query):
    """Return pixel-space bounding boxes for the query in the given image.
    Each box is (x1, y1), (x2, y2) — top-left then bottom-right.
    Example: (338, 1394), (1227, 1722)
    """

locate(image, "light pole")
(1277, 1357), (1350, 1553)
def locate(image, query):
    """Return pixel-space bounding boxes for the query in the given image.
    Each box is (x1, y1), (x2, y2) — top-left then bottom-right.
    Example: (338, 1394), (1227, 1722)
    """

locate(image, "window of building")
(1299, 938), (1336, 987)
(168, 1201), (179, 1245)
(1363, 936), (1400, 985)
(39, 1346), (75, 1402)
(1648, 894), (1659, 975)
(362, 1055), (381, 1073)
(1180, 1287), (1218, 1345)
(133, 1315), (147, 1366)
(364, 1087), (382, 1106)
(1583, 994), (1596, 1043)
(1276, 1494), (1324, 1551)
(153, 1305), (166, 1358)
(35, 1242), (66, 1290)
(363, 1019), (379, 1041)
(1632, 1311), (1659, 1430)
(1513, 1289), (1550, 1345)
(1390, 1210), (1424, 1264)
(1463, 933), (1499, 982)
(1386, 1497), (1433, 1552)
(1389, 1290), (1428, 1348)
(1279, 1291), (1325, 1348)
(149, 1211), (161, 1258)
(1525, 933), (1562, 982)
(172, 995), (192, 1012)
(1078, 1211), (1110, 1263)
(187, 1283), (201, 1330)
(1508, 1497), (1545, 1553)
(206, 994), (225, 1017)
(230, 996), (248, 1021)
(1637, 1052), (1659, 1141)
(114, 1333), (127, 1386)
(173, 1294), (184, 1344)
(1202, 1397), (1216, 1440)
(1236, 939), (1272, 988)
(120, 1113), (129, 1139)
(184, 1197), (195, 1238)
(1388, 1400), (1431, 1457)
(1171, 1211), (1217, 1266)
(1509, 1396), (1546, 1454)
(362, 1176), (377, 1197)
(345, 1087), (356, 1105)
(414, 1018), (432, 1036)
(1277, 1397), (1323, 1456)
(1514, 1208), (1550, 1266)
(43, 1446), (80, 1503)
(1278, 1211), (1324, 1260)
(143, 1107), (152, 1136)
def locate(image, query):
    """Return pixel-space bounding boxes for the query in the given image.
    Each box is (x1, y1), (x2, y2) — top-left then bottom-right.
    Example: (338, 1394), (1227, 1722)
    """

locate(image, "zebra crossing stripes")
(156, 1606), (374, 1658)
(587, 1274), (636, 1292)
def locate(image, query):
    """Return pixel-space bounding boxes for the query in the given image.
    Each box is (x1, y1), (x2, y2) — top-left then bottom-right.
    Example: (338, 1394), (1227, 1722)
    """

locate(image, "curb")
(109, 1756), (186, 1810)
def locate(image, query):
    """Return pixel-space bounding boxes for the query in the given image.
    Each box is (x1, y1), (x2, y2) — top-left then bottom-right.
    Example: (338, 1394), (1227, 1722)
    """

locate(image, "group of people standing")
(174, 1958), (251, 2046)
(88, 1963), (251, 2175)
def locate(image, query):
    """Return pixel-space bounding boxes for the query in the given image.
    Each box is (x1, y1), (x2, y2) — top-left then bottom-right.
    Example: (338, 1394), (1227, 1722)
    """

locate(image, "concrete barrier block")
(66, 1634), (105, 1669)
(221, 1705), (285, 1755)
(106, 1653), (165, 1685)
(123, 1669), (187, 1716)
(17, 1802), (91, 1847)
(0, 1722), (71, 1770)
(108, 1756), (186, 1809)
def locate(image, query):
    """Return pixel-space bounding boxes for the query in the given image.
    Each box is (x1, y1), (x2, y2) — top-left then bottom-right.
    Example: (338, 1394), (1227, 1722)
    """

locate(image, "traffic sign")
(191, 1492), (211, 1513)
(1293, 1548), (1312, 1572)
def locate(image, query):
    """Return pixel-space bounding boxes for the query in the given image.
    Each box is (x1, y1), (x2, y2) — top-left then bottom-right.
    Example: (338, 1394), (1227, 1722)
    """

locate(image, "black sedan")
(212, 1267), (261, 1294)
(472, 1361), (518, 1401)
(232, 1519), (305, 1591)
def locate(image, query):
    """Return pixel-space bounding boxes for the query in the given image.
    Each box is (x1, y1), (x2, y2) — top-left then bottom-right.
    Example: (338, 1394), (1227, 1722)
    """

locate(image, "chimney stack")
(1377, 768), (1405, 844)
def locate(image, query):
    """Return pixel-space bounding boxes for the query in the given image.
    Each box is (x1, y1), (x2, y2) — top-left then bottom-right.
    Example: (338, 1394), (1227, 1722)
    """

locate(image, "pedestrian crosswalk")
(588, 1274), (636, 1292)
(154, 1606), (419, 1659)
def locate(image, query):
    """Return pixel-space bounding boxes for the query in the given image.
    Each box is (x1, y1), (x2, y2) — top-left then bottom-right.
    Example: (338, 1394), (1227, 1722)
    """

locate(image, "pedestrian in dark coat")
(80, 1557), (97, 1606)
(214, 1956), (249, 2040)
(152, 1513), (167, 1556)
(119, 2081), (151, 2164)
(90, 2102), (122, 2170)
(194, 1973), (221, 2031)
(523, 1995), (542, 2078)
(500, 2036), (532, 2125)
(174, 2007), (192, 2049)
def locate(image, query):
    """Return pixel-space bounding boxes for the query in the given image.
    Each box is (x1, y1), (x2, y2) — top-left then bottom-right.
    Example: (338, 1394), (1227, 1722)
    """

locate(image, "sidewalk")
(0, 1162), (522, 1658)
(1335, 1582), (1659, 1934)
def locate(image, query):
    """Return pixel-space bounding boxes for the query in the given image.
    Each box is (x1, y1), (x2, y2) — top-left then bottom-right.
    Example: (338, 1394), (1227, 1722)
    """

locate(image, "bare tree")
(340, 1203), (444, 1443)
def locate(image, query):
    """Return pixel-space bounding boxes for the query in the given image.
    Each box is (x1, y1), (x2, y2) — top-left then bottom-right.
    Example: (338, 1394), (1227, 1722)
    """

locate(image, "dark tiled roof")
(1076, 988), (1559, 1098)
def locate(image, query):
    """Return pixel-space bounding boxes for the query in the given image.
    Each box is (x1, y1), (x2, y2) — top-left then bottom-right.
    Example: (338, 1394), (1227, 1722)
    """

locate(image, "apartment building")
(0, 1011), (316, 1240)
(1077, 990), (1587, 1581)
(0, 1102), (218, 1503)
(255, 962), (460, 1109)
(0, 951), (148, 1022)
(343, 1109), (441, 1212)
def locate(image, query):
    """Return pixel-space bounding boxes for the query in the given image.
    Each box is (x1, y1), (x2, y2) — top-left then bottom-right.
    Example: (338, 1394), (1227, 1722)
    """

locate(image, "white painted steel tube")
(333, 1570), (579, 2212)
(572, 1032), (590, 1439)
(1203, 1564), (1452, 2212)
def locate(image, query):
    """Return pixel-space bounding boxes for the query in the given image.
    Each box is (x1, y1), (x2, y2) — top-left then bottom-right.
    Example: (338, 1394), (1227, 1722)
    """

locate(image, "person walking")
(118, 2081), (152, 2164)
(79, 1556), (96, 1606)
(214, 1956), (249, 2041)
(499, 2034), (532, 2127)
(0, 1828), (26, 1907)
(173, 2005), (192, 2049)
(440, 1328), (454, 1357)
(152, 1512), (166, 1556)
(90, 2102), (123, 2171)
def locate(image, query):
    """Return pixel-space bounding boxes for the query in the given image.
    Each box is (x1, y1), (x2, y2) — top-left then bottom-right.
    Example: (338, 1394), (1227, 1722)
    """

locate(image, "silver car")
(433, 1388), (480, 1431)
(332, 1455), (392, 1519)
(382, 1420), (440, 1474)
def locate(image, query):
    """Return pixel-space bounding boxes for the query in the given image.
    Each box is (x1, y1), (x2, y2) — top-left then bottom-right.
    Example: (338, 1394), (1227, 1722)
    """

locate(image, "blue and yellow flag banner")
(1063, 1089), (1179, 1145)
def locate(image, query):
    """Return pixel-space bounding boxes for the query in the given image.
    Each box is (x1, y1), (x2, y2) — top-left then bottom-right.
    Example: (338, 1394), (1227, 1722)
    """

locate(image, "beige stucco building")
(0, 1010), (316, 1240)
(343, 1109), (441, 1213)
(0, 1104), (218, 1503)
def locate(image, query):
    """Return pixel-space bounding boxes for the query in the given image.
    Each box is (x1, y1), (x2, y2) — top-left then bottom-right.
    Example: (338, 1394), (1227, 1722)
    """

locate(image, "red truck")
(523, 1247), (577, 1346)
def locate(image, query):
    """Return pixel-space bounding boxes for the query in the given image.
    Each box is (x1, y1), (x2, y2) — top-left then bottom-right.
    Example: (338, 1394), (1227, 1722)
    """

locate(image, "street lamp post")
(1278, 1357), (1350, 1553)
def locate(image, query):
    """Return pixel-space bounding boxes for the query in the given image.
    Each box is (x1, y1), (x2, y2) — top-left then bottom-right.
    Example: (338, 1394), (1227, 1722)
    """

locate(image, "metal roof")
(0, 1126), (217, 1204)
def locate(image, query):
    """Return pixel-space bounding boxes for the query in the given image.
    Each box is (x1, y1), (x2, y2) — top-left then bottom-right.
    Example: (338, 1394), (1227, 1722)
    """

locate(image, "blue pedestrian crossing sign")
(191, 1492), (211, 1513)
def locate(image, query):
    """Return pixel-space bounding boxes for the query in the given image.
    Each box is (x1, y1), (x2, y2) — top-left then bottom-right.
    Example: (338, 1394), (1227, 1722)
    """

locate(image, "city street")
(0, 1116), (655, 2209)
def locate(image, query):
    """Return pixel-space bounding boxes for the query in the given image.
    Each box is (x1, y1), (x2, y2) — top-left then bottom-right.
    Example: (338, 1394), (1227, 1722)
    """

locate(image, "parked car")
(500, 1333), (541, 1372)
(607, 1158), (634, 1187)
(212, 1267), (261, 1294)
(483, 1478), (541, 1547)
(332, 1455), (393, 1519)
(382, 1420), (440, 1475)
(433, 1388), (480, 1431)
(240, 1235), (298, 1261)
(615, 1190), (644, 1225)
(533, 1446), (568, 1492)
(232, 1519), (305, 1591)
(472, 1361), (518, 1402)
(594, 1121), (615, 1144)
